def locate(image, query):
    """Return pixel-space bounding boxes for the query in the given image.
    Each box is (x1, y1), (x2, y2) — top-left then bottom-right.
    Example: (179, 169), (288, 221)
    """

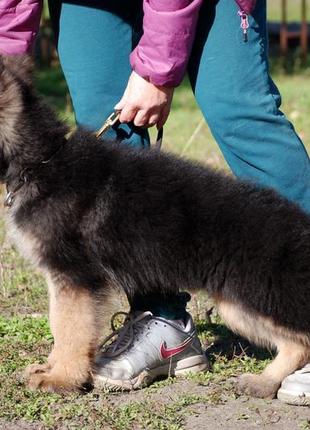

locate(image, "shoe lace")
(99, 311), (153, 358)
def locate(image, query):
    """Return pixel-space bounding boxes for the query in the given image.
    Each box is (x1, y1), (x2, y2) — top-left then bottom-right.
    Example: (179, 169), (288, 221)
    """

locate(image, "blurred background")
(34, 0), (310, 169)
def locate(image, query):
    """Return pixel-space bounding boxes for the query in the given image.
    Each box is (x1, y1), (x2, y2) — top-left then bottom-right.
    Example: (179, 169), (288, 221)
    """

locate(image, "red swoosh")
(160, 336), (193, 360)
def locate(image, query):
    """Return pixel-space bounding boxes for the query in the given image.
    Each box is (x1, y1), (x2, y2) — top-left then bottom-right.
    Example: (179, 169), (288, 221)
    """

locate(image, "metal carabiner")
(95, 110), (121, 139)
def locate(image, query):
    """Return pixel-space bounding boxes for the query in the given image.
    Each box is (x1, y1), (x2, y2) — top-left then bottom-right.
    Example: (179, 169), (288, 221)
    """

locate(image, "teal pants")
(50, 0), (310, 316)
(49, 0), (149, 146)
(189, 0), (310, 214)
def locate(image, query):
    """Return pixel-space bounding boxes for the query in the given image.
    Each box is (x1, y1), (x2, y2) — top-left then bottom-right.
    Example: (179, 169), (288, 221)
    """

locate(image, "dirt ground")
(0, 377), (309, 430)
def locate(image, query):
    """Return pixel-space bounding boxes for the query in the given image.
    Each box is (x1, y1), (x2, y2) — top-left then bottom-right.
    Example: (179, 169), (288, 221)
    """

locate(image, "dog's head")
(0, 55), (35, 178)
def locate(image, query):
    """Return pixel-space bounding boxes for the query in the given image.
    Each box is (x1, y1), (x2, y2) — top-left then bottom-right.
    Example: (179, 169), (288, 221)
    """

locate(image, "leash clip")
(4, 170), (28, 208)
(95, 110), (121, 138)
(4, 191), (14, 208)
(95, 109), (163, 149)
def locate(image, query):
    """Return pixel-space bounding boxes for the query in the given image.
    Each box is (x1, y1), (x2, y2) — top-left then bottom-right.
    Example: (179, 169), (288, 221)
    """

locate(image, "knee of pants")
(194, 92), (233, 142)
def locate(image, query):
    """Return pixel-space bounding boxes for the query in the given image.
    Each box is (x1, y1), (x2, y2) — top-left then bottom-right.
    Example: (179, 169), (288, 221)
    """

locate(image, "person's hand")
(115, 71), (174, 129)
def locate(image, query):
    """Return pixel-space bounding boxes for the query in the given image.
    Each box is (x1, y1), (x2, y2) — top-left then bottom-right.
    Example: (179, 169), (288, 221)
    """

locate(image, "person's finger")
(114, 97), (126, 111)
(133, 110), (150, 127)
(148, 113), (160, 127)
(119, 104), (137, 123)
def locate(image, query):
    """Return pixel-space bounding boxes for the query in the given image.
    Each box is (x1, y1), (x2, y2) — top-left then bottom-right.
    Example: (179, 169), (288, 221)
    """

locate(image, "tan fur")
(215, 298), (310, 398)
(6, 211), (115, 392)
(25, 274), (106, 392)
(216, 299), (310, 348)
(6, 216), (41, 267)
(0, 72), (23, 157)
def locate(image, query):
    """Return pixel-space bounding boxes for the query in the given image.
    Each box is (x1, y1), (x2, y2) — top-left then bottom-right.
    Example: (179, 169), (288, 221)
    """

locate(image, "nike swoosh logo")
(160, 336), (193, 360)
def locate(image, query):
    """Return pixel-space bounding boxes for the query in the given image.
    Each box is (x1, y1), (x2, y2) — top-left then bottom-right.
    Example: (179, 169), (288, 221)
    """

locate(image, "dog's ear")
(2, 54), (34, 86)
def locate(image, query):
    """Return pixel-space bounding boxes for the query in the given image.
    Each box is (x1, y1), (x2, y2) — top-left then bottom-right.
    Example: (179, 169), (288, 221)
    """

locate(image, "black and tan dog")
(0, 55), (309, 398)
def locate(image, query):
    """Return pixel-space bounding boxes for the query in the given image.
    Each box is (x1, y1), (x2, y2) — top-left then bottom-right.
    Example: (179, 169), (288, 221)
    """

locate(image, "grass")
(267, 0), (309, 22)
(0, 308), (270, 429)
(1, 47), (310, 429)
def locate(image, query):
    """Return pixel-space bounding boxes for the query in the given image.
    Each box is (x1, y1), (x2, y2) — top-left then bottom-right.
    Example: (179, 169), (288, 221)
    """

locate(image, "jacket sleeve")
(130, 0), (203, 87)
(236, 0), (257, 14)
(0, 0), (42, 55)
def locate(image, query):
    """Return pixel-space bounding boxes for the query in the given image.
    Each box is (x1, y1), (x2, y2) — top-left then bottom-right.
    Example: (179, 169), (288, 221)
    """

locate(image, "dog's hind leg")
(216, 299), (310, 399)
(25, 274), (106, 393)
(237, 340), (310, 399)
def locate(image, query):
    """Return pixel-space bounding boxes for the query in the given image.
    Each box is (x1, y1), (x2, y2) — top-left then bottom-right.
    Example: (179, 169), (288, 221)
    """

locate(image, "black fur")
(1, 55), (310, 337)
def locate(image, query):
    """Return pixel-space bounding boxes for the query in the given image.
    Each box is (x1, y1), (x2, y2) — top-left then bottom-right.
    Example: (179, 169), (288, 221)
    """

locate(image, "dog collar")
(4, 170), (28, 207)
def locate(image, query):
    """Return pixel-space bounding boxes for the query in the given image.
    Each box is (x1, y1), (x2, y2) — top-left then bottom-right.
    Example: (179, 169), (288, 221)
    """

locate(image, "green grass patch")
(267, 0), (308, 22)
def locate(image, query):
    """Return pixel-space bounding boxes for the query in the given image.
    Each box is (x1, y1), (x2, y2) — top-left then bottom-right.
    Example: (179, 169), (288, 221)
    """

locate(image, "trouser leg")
(188, 0), (310, 214)
(49, 0), (149, 146)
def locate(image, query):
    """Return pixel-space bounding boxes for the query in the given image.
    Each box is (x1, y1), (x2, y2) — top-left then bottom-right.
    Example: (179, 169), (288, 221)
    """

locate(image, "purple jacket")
(0, 0), (256, 86)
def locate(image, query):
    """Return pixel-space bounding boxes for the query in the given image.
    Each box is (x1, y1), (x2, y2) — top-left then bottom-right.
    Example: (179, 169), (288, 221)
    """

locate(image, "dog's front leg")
(25, 275), (104, 393)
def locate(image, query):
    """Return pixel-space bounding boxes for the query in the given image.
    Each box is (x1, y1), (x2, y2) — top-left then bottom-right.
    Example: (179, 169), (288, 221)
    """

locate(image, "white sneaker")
(94, 311), (208, 391)
(277, 364), (310, 406)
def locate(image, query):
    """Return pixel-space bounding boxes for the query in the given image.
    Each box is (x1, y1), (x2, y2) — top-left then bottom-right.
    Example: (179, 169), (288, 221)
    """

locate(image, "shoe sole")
(277, 388), (310, 406)
(94, 354), (209, 391)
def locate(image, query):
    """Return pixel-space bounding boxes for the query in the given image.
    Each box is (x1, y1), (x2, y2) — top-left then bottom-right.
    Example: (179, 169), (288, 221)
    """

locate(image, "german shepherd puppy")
(0, 55), (309, 398)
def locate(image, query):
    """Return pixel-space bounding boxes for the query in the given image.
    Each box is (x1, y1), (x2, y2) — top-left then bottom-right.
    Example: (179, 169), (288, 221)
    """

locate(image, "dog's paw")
(25, 363), (93, 393)
(26, 371), (78, 393)
(24, 363), (52, 378)
(236, 373), (279, 399)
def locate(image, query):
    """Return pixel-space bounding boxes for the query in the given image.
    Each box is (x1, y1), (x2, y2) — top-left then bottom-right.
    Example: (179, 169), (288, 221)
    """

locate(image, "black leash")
(95, 110), (163, 150)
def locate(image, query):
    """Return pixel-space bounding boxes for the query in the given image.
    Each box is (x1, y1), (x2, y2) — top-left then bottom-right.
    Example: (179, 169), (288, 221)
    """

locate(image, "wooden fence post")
(280, 0), (308, 60)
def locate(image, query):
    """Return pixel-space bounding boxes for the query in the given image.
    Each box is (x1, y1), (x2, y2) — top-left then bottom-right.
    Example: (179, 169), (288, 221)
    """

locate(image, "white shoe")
(277, 364), (310, 406)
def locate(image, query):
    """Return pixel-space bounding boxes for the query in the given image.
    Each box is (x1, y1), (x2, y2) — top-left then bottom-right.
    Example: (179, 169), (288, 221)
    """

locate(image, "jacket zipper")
(238, 10), (249, 42)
